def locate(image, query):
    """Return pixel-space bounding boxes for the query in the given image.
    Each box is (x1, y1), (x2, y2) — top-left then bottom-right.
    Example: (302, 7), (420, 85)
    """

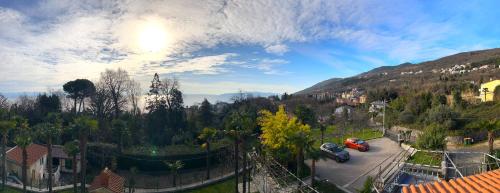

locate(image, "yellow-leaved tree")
(258, 105), (313, 177)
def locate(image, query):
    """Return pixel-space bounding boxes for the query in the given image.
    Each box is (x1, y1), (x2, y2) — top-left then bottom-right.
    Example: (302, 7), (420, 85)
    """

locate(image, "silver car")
(320, 142), (350, 162)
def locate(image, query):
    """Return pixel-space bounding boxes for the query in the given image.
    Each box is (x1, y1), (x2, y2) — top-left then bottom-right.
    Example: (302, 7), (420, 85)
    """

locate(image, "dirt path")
(447, 139), (500, 152)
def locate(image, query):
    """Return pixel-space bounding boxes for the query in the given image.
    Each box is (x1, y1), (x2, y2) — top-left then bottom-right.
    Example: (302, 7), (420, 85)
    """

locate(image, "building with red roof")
(89, 168), (125, 193)
(6, 143), (48, 184)
(402, 169), (500, 193)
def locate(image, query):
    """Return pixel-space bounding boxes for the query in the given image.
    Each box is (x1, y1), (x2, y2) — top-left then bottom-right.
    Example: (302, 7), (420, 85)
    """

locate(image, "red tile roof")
(402, 169), (500, 193)
(6, 144), (48, 166)
(90, 168), (124, 193)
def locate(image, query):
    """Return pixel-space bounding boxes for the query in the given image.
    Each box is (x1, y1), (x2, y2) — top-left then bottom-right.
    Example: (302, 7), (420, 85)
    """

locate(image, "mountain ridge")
(296, 48), (500, 95)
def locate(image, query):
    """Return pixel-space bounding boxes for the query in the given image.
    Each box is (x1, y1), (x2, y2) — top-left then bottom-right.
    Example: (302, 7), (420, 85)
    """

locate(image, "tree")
(36, 93), (61, 116)
(72, 116), (98, 193)
(198, 99), (214, 128)
(319, 124), (327, 144)
(164, 160), (184, 187)
(0, 120), (15, 190)
(475, 120), (500, 154)
(14, 121), (32, 193)
(259, 105), (311, 152)
(128, 80), (142, 116)
(112, 119), (129, 153)
(288, 130), (314, 178)
(128, 167), (138, 193)
(294, 105), (316, 127)
(63, 140), (79, 193)
(99, 68), (131, 118)
(359, 176), (374, 193)
(145, 74), (186, 145)
(198, 127), (217, 180)
(0, 94), (9, 110)
(89, 81), (114, 138)
(63, 79), (96, 114)
(34, 113), (62, 193)
(306, 147), (325, 185)
(416, 124), (446, 150)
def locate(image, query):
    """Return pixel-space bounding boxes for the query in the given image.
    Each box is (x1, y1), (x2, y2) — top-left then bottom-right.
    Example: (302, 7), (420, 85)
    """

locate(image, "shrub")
(399, 111), (415, 124)
(416, 124), (447, 150)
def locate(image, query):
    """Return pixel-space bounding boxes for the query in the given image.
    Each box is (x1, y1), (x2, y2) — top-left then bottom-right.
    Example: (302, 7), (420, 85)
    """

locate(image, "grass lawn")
(180, 178), (236, 193)
(312, 127), (383, 147)
(406, 151), (442, 166)
(0, 187), (22, 193)
(313, 180), (345, 193)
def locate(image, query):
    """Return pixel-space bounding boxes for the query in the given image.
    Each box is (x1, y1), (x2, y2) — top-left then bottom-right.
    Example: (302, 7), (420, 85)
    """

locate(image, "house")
(478, 79), (500, 102)
(6, 144), (59, 185)
(89, 168), (125, 193)
(369, 101), (386, 113)
(402, 169), (499, 193)
(51, 145), (81, 174)
(334, 106), (353, 117)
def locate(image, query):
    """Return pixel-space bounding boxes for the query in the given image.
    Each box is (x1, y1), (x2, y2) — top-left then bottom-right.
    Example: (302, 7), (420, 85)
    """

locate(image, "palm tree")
(164, 160), (184, 187)
(319, 124), (326, 144)
(0, 120), (15, 190)
(198, 127), (217, 180)
(224, 110), (254, 193)
(477, 119), (500, 154)
(128, 167), (138, 193)
(111, 119), (129, 153)
(72, 116), (98, 193)
(15, 121), (32, 193)
(63, 140), (79, 193)
(306, 146), (326, 185)
(288, 130), (315, 179)
(35, 113), (62, 193)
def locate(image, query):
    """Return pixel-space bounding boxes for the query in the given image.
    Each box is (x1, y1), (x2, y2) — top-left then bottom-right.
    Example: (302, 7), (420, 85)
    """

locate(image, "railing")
(373, 147), (500, 193)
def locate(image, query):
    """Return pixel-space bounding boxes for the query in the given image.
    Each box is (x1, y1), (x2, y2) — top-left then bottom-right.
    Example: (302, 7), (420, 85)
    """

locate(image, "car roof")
(322, 143), (338, 147)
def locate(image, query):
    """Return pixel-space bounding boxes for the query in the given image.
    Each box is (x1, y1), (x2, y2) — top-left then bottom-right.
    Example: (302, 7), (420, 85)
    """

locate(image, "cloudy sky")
(1, 0), (500, 96)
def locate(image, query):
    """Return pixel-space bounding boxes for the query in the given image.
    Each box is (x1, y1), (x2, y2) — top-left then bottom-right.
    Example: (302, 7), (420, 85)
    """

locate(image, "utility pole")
(482, 88), (489, 102)
(382, 99), (386, 136)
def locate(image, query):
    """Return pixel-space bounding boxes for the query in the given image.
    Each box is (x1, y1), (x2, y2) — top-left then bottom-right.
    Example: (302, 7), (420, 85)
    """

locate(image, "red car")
(344, 138), (369, 151)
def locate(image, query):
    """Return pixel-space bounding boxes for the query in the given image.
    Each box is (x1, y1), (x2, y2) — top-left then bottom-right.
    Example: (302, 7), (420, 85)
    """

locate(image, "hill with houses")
(297, 48), (500, 99)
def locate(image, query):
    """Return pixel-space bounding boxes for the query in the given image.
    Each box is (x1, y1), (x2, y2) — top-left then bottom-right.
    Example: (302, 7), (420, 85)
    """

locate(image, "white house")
(6, 144), (52, 185)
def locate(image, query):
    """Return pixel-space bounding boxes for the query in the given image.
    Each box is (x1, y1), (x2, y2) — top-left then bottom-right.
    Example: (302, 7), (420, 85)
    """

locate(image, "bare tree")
(128, 79), (142, 115)
(0, 94), (8, 110)
(100, 68), (131, 118)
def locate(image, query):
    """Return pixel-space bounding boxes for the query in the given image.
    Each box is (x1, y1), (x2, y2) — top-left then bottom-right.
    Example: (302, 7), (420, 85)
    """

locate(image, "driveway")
(306, 137), (402, 192)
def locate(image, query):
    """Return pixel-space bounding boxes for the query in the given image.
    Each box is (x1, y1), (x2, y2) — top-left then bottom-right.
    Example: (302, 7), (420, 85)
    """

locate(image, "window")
(65, 159), (73, 170)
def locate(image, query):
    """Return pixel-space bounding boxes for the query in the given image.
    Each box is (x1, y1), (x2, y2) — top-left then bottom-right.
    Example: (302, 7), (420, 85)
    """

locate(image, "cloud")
(0, 0), (473, 94)
(265, 44), (289, 55)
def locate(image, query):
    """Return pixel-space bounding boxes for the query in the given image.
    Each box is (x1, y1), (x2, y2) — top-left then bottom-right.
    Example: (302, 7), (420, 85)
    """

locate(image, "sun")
(138, 21), (168, 53)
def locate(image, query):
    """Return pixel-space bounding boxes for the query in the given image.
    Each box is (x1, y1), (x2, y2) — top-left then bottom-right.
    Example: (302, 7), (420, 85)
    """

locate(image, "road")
(306, 137), (402, 193)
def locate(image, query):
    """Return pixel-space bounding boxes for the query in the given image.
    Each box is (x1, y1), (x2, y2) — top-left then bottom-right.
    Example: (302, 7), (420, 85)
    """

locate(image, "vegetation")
(416, 124), (447, 150)
(313, 180), (346, 193)
(180, 178), (236, 193)
(407, 151), (442, 166)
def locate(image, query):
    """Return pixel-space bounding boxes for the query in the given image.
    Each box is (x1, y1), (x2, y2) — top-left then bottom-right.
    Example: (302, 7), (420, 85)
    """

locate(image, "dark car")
(344, 138), (370, 152)
(320, 142), (350, 162)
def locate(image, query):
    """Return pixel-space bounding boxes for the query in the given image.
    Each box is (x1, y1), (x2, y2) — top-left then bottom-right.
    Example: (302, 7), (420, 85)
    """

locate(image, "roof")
(402, 169), (500, 193)
(90, 168), (124, 193)
(6, 144), (48, 166)
(52, 145), (80, 160)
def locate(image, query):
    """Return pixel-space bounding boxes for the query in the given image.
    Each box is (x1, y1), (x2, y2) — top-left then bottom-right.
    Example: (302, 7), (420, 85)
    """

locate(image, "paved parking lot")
(306, 137), (402, 192)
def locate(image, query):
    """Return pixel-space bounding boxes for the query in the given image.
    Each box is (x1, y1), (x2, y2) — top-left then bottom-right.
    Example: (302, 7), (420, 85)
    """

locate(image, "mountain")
(297, 48), (500, 95)
(183, 92), (277, 105)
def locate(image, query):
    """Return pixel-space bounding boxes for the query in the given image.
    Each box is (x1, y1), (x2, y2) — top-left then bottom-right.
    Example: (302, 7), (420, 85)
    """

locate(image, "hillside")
(297, 48), (500, 95)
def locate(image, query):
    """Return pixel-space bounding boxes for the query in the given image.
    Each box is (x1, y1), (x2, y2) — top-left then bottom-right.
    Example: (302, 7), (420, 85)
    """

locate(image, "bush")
(399, 111), (415, 124)
(416, 124), (447, 150)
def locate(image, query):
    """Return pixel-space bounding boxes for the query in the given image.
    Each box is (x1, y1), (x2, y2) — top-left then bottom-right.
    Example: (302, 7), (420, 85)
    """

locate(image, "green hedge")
(116, 147), (231, 172)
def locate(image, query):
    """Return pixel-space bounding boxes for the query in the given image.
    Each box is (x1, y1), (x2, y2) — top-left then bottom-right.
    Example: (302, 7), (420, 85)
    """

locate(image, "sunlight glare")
(138, 20), (168, 53)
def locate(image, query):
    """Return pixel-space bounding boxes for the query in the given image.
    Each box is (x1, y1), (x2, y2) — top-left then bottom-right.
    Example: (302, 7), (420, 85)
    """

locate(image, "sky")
(1, 0), (500, 97)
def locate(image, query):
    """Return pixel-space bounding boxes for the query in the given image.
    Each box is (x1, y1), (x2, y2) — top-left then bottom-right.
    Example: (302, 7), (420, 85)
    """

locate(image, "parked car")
(344, 138), (369, 151)
(320, 142), (350, 162)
